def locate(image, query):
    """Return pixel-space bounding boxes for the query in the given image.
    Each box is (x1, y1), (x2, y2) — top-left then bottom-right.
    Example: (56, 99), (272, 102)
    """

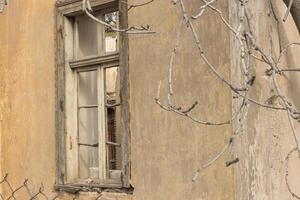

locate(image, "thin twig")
(285, 147), (300, 199)
(82, 0), (155, 34)
(283, 0), (294, 22)
(127, 0), (154, 10)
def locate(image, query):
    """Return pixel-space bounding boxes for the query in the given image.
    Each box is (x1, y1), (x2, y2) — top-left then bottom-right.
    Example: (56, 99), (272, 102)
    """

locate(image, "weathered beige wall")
(1, 0), (299, 200)
(0, 0), (235, 199)
(128, 0), (234, 199)
(0, 0), (57, 197)
(230, 1), (300, 199)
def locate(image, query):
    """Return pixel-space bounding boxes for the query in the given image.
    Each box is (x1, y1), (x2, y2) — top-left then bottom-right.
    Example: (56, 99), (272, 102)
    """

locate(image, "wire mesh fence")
(0, 173), (58, 200)
(0, 173), (106, 200)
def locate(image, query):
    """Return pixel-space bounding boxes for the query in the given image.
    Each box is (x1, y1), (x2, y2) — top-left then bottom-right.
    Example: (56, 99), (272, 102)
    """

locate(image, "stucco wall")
(128, 0), (234, 199)
(0, 0), (234, 199)
(0, 0), (56, 197)
(230, 1), (300, 199)
(0, 0), (299, 200)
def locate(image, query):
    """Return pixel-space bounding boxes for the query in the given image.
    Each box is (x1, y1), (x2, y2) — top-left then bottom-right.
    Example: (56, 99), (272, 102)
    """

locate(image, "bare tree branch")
(283, 0), (300, 33)
(126, 0), (155, 10)
(82, 0), (155, 34)
(285, 147), (300, 199)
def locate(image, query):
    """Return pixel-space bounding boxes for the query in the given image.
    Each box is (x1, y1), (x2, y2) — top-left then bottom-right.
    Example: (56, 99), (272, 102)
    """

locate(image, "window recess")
(55, 0), (130, 190)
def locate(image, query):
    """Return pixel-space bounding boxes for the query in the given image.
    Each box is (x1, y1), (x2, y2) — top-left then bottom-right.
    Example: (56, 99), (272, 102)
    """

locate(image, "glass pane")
(76, 15), (104, 58)
(78, 108), (99, 179)
(105, 67), (122, 171)
(105, 11), (118, 53)
(78, 71), (97, 106)
(78, 108), (98, 144)
(78, 70), (99, 179)
(79, 146), (99, 179)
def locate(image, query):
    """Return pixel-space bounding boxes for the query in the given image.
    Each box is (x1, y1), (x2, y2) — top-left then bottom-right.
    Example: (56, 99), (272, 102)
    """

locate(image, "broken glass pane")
(105, 11), (118, 53)
(105, 66), (122, 171)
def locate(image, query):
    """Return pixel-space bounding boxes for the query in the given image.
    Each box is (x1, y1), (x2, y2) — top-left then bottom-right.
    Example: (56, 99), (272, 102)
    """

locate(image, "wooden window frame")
(55, 0), (130, 192)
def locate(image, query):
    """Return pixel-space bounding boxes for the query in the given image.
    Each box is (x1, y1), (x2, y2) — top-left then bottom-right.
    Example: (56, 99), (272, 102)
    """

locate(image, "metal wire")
(0, 174), (104, 200)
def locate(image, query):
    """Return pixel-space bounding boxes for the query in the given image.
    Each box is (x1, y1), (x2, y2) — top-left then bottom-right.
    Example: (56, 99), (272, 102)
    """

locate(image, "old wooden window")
(56, 0), (129, 190)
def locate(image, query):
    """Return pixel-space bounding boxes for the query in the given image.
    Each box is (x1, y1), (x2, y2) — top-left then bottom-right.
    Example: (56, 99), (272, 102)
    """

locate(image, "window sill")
(55, 182), (133, 194)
